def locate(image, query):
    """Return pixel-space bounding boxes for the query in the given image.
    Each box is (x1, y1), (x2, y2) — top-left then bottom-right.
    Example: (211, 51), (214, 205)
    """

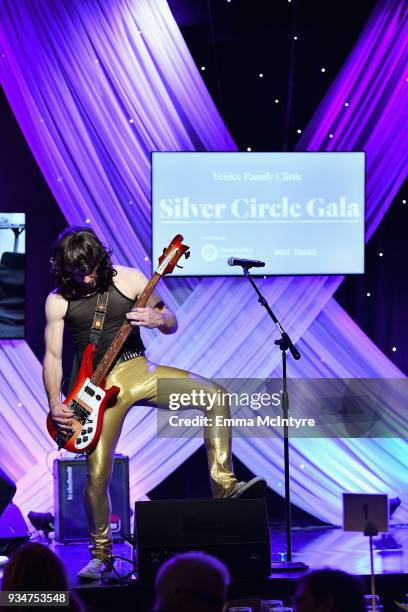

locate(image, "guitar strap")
(89, 290), (110, 346)
(67, 290), (110, 395)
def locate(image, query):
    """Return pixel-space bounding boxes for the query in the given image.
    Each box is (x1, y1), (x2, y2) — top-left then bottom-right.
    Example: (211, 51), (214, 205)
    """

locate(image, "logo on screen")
(201, 244), (218, 262)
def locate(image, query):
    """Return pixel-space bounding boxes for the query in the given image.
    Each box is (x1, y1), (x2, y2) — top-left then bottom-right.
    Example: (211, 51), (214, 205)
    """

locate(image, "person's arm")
(122, 268), (178, 334)
(152, 300), (178, 335)
(42, 293), (73, 432)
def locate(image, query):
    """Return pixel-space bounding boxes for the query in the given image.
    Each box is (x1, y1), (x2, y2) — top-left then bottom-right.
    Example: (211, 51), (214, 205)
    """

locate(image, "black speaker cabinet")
(53, 454), (130, 543)
(0, 503), (30, 555)
(134, 498), (271, 581)
(0, 467), (16, 518)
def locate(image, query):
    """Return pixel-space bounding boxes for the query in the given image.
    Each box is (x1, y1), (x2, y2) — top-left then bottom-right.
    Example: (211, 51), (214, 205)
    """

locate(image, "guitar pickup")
(84, 386), (95, 397)
(73, 405), (91, 425)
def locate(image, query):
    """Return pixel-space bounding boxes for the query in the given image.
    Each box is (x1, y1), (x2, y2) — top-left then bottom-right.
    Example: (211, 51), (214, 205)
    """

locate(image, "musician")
(43, 227), (266, 580)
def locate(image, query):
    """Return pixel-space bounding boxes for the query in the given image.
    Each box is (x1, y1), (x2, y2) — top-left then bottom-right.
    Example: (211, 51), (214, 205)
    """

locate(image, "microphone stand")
(241, 265), (308, 571)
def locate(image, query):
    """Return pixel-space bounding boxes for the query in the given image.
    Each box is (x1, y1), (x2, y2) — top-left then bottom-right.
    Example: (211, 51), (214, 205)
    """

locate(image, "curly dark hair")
(50, 226), (116, 299)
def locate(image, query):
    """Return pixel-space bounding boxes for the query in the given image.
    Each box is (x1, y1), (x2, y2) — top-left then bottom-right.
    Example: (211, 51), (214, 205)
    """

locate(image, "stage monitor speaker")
(134, 498), (271, 581)
(0, 467), (17, 518)
(53, 454), (130, 543)
(0, 503), (30, 555)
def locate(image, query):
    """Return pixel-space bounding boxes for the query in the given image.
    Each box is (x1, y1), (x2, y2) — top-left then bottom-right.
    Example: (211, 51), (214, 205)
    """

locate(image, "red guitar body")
(46, 343), (120, 454)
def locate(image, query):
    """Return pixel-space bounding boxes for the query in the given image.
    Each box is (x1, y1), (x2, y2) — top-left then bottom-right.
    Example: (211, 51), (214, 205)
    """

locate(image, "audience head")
(1, 542), (85, 611)
(2, 543), (67, 591)
(293, 568), (366, 612)
(154, 551), (230, 612)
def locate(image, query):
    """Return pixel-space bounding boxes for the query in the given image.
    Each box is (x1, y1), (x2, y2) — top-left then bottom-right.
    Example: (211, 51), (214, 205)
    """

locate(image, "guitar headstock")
(156, 234), (190, 276)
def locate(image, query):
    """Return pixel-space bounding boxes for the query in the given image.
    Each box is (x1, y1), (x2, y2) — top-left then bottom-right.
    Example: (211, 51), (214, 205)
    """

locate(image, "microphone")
(228, 257), (265, 269)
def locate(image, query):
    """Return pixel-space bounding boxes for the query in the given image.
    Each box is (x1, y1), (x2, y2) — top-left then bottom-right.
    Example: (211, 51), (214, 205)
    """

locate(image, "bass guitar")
(46, 234), (190, 454)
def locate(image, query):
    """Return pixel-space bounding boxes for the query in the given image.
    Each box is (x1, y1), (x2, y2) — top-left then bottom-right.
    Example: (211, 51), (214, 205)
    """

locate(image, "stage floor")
(2, 524), (407, 610)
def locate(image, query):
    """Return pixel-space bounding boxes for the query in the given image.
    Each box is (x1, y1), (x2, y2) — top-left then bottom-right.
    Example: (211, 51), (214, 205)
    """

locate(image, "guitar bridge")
(55, 429), (74, 449)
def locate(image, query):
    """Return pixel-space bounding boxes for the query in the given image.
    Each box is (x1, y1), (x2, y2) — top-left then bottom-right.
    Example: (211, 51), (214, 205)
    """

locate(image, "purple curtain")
(0, 0), (407, 524)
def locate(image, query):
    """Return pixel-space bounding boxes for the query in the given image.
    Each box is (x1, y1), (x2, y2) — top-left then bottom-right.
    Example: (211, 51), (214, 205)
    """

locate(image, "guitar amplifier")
(53, 454), (130, 543)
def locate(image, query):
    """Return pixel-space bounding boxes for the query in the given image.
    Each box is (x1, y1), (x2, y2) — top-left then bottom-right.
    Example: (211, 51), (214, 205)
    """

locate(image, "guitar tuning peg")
(176, 264), (184, 269)
(185, 250), (190, 259)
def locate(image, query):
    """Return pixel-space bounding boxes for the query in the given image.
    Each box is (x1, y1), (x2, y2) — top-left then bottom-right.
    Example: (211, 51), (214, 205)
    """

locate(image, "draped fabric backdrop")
(0, 0), (407, 525)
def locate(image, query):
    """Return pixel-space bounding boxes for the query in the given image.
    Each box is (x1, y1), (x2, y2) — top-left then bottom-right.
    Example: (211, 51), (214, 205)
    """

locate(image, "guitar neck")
(90, 273), (161, 385)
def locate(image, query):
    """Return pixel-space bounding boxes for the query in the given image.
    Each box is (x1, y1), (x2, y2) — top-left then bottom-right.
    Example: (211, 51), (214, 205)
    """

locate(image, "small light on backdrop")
(366, 292), (371, 297)
(201, 66), (206, 71)
(259, 73), (264, 78)
(144, 256), (149, 262)
(56, 177), (62, 182)
(344, 102), (349, 107)
(85, 218), (90, 224)
(321, 67), (326, 72)
(293, 36), (298, 40)
(392, 347), (397, 352)
(128, 200), (133, 205)
(274, 99), (279, 103)
(129, 118), (134, 123)
(402, 199), (406, 204)
(300, 464), (305, 469)
(94, 59), (99, 64)
(247, 147), (252, 151)
(297, 129), (302, 134)
(17, 402), (22, 408)
(329, 133), (334, 138)
(379, 252), (384, 257)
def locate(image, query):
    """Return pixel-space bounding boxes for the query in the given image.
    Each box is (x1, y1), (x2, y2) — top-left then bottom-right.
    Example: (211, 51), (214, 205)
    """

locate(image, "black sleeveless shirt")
(64, 283), (145, 369)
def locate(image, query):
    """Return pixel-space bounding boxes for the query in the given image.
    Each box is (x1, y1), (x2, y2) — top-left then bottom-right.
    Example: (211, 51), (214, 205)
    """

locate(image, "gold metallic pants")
(84, 357), (238, 562)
